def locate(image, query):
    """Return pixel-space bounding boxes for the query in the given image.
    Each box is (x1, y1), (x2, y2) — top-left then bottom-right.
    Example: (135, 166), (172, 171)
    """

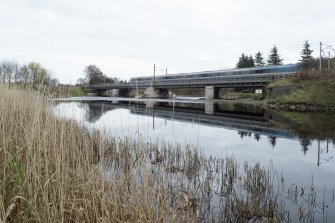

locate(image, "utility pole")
(166, 67), (167, 75)
(153, 64), (156, 88)
(328, 52), (331, 71)
(317, 140), (320, 166)
(320, 42), (322, 71)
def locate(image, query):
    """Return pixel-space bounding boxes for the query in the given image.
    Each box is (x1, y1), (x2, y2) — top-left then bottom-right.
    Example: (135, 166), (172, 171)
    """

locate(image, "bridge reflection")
(84, 100), (294, 139)
(80, 100), (334, 165)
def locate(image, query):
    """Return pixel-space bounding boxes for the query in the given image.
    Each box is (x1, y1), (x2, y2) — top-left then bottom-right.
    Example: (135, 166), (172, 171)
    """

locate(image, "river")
(54, 97), (335, 221)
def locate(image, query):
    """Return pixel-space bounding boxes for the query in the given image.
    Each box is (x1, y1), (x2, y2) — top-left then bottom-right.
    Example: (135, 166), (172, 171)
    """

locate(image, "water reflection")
(300, 137), (312, 154)
(83, 100), (335, 147)
(54, 99), (335, 167)
(53, 99), (335, 221)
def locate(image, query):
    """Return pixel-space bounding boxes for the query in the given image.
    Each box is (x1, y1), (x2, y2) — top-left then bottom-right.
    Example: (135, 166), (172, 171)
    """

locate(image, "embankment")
(266, 71), (335, 112)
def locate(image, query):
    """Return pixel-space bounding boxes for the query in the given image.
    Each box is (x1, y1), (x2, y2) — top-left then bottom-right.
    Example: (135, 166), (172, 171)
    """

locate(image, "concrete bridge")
(86, 64), (300, 99)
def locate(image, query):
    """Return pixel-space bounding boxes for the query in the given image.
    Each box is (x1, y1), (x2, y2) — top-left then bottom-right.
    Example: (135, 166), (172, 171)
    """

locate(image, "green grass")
(269, 71), (335, 106)
(222, 92), (264, 100)
(69, 86), (86, 97)
(267, 78), (296, 88)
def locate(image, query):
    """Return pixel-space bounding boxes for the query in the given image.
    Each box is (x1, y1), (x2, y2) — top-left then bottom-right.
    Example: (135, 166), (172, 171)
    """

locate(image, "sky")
(1, 0), (335, 83)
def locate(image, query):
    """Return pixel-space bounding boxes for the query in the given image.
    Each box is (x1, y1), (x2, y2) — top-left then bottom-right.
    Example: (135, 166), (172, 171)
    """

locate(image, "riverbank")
(0, 85), (331, 222)
(266, 71), (335, 112)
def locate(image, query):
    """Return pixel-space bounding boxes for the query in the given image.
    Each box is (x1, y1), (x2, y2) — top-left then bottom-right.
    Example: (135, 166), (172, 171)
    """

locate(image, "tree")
(0, 59), (58, 86)
(236, 53), (255, 68)
(76, 78), (87, 85)
(84, 65), (105, 84)
(248, 55), (255, 68)
(255, 52), (265, 67)
(84, 65), (120, 85)
(267, 45), (283, 65)
(300, 40), (313, 69)
(0, 60), (19, 83)
(19, 64), (31, 84)
(27, 62), (48, 85)
(236, 53), (247, 68)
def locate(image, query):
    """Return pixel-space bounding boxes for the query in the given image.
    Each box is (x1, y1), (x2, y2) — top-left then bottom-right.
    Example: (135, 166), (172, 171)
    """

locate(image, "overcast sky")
(1, 0), (335, 83)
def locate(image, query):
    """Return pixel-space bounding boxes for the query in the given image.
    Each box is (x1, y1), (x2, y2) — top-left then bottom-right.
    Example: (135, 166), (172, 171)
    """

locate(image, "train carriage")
(129, 64), (301, 85)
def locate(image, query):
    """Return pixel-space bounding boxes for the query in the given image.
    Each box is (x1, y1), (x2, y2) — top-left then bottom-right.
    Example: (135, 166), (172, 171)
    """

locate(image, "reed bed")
(0, 85), (331, 222)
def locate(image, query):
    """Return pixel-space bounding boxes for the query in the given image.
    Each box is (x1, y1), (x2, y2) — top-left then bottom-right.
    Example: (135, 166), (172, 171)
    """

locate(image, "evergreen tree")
(255, 52), (265, 67)
(236, 53), (247, 68)
(248, 55), (255, 67)
(300, 40), (313, 68)
(267, 45), (283, 65)
(236, 53), (255, 68)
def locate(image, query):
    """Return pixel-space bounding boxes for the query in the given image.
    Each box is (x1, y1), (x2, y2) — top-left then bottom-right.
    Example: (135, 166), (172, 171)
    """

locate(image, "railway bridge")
(86, 64), (300, 99)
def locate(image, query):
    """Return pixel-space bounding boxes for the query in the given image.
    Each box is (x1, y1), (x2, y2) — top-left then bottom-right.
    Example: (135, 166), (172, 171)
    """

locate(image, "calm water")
(54, 97), (335, 220)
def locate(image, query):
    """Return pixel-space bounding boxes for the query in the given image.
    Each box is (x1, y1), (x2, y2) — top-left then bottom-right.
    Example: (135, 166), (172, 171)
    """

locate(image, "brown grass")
(0, 85), (330, 222)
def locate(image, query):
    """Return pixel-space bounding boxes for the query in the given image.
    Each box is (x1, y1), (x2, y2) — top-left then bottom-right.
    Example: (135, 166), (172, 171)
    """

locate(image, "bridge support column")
(144, 87), (169, 98)
(205, 86), (217, 100)
(205, 102), (214, 114)
(111, 89), (119, 97)
(144, 87), (160, 98)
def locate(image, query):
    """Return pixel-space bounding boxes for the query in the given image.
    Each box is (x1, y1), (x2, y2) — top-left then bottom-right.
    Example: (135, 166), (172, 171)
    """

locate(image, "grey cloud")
(1, 0), (334, 82)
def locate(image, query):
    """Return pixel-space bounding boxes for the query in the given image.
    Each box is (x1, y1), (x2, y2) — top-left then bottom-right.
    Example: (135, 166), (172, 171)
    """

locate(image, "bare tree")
(0, 60), (19, 83)
(19, 65), (31, 84)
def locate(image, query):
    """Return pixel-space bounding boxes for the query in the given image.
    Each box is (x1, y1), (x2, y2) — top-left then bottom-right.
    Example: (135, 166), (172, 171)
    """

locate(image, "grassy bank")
(5, 84), (86, 98)
(43, 85), (86, 98)
(0, 85), (329, 222)
(268, 71), (335, 108)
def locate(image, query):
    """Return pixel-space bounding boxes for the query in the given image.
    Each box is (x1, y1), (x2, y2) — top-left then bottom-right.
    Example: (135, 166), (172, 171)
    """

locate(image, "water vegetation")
(0, 85), (333, 222)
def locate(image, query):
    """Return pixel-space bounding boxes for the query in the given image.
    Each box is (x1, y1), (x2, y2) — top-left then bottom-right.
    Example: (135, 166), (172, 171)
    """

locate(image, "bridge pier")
(144, 87), (169, 98)
(205, 86), (218, 100)
(111, 89), (119, 97)
(205, 102), (214, 114)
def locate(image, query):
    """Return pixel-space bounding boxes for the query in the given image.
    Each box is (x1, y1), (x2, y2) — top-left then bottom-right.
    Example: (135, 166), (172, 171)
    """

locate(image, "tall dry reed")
(0, 85), (330, 222)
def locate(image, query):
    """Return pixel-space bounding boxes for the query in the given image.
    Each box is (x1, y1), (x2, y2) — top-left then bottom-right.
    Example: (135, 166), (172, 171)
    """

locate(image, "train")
(129, 64), (301, 84)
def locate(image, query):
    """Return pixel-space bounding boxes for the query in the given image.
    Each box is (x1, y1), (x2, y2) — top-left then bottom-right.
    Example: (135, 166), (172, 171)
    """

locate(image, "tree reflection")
(254, 133), (261, 141)
(300, 137), (312, 155)
(268, 136), (277, 148)
(85, 103), (111, 123)
(238, 131), (252, 139)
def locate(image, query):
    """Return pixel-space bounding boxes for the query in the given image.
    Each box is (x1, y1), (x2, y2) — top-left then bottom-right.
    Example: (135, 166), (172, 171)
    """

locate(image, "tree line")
(0, 60), (58, 86)
(236, 40), (314, 69)
(77, 64), (124, 85)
